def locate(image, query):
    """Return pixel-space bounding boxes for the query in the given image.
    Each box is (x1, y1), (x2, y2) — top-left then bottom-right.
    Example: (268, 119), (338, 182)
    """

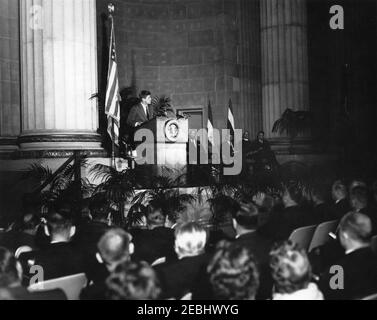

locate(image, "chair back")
(151, 257), (166, 266)
(289, 225), (317, 251)
(361, 293), (377, 300)
(28, 273), (87, 300)
(308, 220), (339, 252)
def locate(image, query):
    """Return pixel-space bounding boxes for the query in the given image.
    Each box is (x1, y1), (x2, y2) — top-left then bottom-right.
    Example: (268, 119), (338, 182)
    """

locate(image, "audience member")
(319, 212), (377, 299)
(74, 195), (111, 255)
(231, 201), (273, 299)
(130, 200), (175, 264)
(330, 180), (351, 220)
(81, 228), (133, 300)
(0, 212), (40, 254)
(154, 222), (209, 299)
(309, 183), (333, 224)
(207, 241), (259, 300)
(350, 186), (377, 234)
(263, 184), (311, 240)
(106, 261), (161, 300)
(0, 247), (66, 300)
(19, 210), (85, 281)
(270, 241), (323, 300)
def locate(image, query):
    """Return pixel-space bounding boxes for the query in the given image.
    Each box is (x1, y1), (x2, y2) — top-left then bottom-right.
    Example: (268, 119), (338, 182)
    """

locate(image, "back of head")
(339, 212), (372, 245)
(208, 240), (259, 300)
(146, 200), (166, 229)
(89, 195), (109, 222)
(232, 202), (259, 230)
(332, 180), (347, 200)
(350, 186), (368, 210)
(98, 228), (132, 265)
(13, 212), (40, 233)
(270, 241), (312, 294)
(0, 247), (20, 287)
(106, 261), (161, 300)
(210, 195), (240, 221)
(283, 184), (303, 205)
(174, 222), (207, 258)
(311, 183), (328, 203)
(46, 211), (73, 239)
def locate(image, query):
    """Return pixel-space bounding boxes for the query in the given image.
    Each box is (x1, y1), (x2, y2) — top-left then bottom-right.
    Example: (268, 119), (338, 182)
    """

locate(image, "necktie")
(146, 106), (150, 120)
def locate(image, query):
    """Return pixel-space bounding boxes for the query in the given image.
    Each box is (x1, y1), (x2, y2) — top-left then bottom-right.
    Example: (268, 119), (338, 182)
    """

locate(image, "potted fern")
(272, 108), (313, 154)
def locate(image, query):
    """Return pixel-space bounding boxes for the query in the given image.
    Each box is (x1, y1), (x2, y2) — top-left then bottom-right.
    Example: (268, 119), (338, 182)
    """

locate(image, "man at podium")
(126, 90), (154, 128)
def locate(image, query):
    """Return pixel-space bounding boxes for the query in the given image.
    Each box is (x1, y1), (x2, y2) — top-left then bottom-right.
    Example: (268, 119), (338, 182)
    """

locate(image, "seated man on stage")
(126, 90), (154, 128)
(248, 131), (278, 173)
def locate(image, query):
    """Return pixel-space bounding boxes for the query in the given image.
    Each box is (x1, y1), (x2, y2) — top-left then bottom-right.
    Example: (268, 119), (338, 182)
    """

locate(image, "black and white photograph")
(0, 0), (376, 305)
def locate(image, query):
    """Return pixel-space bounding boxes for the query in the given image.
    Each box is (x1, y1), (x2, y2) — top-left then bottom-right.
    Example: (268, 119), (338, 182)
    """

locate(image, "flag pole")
(108, 3), (117, 169)
(109, 4), (115, 169)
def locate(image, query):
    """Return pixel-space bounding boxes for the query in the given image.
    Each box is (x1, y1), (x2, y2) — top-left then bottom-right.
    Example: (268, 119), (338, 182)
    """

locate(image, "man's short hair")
(210, 195), (240, 222)
(339, 212), (372, 243)
(139, 90), (151, 100)
(208, 240), (259, 300)
(146, 199), (166, 227)
(270, 241), (312, 294)
(232, 202), (259, 229)
(257, 130), (265, 136)
(311, 183), (328, 202)
(89, 195), (109, 221)
(46, 212), (73, 236)
(284, 184), (303, 204)
(106, 261), (161, 300)
(372, 181), (377, 194)
(174, 222), (207, 257)
(350, 186), (368, 207)
(0, 247), (20, 287)
(98, 228), (132, 264)
(332, 180), (347, 196)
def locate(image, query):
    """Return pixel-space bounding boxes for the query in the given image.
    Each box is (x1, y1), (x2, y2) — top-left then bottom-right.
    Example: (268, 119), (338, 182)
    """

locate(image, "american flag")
(207, 98), (214, 147)
(105, 16), (120, 146)
(227, 98), (235, 152)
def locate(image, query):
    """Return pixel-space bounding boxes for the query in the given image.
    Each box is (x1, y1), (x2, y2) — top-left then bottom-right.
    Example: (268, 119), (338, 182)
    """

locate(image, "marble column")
(0, 0), (21, 152)
(238, 0), (263, 138)
(19, 0), (101, 150)
(260, 0), (309, 141)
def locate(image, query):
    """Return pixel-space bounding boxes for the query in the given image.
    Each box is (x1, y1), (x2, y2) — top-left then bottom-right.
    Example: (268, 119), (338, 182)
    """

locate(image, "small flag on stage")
(207, 98), (214, 147)
(227, 98), (235, 151)
(105, 14), (121, 147)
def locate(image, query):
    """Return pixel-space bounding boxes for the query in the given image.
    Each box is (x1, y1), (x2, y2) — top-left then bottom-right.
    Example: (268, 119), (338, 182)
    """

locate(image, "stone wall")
(0, 0), (21, 149)
(96, 0), (262, 134)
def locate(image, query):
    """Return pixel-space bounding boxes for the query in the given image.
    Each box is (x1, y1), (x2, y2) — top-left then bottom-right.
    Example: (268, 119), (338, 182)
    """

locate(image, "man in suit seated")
(130, 200), (175, 264)
(106, 260), (161, 300)
(74, 196), (110, 255)
(230, 201), (274, 299)
(330, 180), (351, 220)
(154, 222), (210, 299)
(0, 212), (40, 254)
(126, 90), (153, 128)
(0, 247), (66, 300)
(263, 183), (312, 241)
(319, 212), (377, 299)
(19, 210), (85, 282)
(350, 186), (377, 235)
(309, 183), (334, 224)
(207, 240), (260, 300)
(80, 228), (134, 300)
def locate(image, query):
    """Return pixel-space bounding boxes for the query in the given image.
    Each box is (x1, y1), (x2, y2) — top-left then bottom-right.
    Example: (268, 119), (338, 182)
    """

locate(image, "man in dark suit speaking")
(126, 90), (154, 128)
